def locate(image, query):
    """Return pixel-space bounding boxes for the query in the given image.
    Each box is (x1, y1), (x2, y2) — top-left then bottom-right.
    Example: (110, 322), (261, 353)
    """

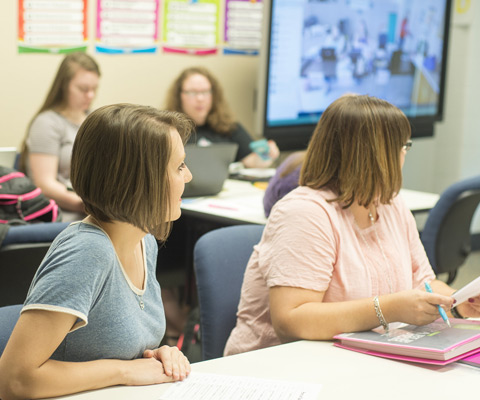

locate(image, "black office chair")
(0, 222), (70, 306)
(194, 224), (264, 360)
(421, 175), (480, 284)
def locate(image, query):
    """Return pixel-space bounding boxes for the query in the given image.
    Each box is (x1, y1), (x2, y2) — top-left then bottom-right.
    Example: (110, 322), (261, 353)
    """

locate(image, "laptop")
(183, 143), (239, 197)
(0, 147), (17, 168)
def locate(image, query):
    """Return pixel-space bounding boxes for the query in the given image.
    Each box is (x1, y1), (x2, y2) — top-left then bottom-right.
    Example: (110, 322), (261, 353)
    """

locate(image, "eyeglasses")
(181, 90), (212, 98)
(402, 140), (413, 152)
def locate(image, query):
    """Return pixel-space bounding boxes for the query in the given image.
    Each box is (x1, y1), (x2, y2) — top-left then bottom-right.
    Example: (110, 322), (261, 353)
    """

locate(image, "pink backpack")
(0, 166), (61, 225)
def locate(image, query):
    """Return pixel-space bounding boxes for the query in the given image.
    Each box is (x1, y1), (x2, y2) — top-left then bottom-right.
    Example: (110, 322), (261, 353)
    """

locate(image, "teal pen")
(424, 282), (451, 327)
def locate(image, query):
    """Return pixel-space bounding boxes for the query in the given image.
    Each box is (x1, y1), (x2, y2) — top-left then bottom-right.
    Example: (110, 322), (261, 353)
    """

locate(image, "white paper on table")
(159, 372), (322, 400)
(452, 276), (480, 305)
(237, 168), (276, 179)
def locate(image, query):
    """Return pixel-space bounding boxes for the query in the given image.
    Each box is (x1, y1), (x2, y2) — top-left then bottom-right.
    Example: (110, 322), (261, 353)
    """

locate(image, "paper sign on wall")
(224, 0), (263, 55)
(96, 0), (160, 54)
(162, 0), (220, 55)
(18, 0), (88, 53)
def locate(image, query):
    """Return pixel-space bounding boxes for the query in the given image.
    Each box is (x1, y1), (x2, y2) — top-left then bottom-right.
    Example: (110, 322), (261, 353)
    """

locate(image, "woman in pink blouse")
(225, 94), (480, 356)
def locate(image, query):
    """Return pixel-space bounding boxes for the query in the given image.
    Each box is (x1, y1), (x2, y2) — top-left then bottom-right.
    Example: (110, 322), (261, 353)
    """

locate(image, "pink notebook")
(458, 351), (480, 368)
(334, 319), (480, 363)
(334, 342), (480, 366)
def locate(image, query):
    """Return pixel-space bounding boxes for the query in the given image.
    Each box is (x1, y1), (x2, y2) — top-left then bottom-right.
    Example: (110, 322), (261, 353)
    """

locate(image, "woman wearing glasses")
(225, 94), (480, 356)
(165, 67), (279, 168)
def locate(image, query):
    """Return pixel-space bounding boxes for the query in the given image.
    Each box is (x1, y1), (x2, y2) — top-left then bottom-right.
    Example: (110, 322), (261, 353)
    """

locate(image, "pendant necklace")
(358, 208), (393, 294)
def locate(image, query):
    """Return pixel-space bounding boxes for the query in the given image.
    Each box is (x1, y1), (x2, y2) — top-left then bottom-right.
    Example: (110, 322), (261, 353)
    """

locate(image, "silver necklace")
(358, 209), (393, 294)
(137, 294), (145, 310)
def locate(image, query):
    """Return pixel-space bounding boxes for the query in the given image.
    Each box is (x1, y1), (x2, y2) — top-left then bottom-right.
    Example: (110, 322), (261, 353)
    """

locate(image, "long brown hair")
(71, 104), (194, 241)
(300, 95), (411, 207)
(165, 66), (236, 134)
(19, 52), (100, 172)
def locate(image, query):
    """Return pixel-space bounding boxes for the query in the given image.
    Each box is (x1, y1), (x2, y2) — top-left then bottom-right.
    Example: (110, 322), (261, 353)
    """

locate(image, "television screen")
(257, 0), (452, 150)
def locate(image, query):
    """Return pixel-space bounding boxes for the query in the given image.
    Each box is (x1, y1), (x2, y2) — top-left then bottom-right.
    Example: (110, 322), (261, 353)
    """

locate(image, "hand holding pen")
(425, 281), (451, 327)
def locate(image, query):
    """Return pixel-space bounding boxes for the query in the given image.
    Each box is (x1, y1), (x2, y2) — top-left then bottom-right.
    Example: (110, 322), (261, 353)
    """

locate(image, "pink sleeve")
(397, 196), (436, 288)
(259, 194), (338, 293)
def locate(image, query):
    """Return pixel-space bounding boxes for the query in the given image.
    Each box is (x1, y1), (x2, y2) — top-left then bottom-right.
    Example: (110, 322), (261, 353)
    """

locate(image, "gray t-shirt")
(26, 110), (80, 187)
(23, 221), (166, 362)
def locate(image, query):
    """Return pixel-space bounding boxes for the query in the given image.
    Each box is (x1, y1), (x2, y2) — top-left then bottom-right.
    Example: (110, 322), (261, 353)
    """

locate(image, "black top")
(188, 122), (252, 162)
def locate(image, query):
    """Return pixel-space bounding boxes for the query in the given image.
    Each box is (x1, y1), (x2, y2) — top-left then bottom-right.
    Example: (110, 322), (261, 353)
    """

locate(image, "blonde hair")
(19, 52), (100, 172)
(165, 66), (236, 134)
(71, 104), (194, 241)
(300, 95), (411, 207)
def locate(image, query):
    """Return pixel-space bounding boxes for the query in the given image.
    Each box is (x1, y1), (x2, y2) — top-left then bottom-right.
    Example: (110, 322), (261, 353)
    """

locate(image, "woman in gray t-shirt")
(21, 52), (101, 222)
(0, 105), (194, 399)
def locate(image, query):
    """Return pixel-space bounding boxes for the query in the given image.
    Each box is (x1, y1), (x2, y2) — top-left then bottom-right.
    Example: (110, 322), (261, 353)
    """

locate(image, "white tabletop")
(181, 179), (440, 226)
(44, 340), (478, 400)
(181, 179), (268, 225)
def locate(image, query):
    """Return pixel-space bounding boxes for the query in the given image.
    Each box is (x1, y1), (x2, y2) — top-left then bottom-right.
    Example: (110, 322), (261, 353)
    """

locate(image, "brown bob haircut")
(71, 104), (193, 241)
(165, 66), (236, 134)
(300, 94), (411, 207)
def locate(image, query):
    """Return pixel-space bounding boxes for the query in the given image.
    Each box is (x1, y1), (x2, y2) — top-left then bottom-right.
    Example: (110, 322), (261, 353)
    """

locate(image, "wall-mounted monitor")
(256, 0), (452, 150)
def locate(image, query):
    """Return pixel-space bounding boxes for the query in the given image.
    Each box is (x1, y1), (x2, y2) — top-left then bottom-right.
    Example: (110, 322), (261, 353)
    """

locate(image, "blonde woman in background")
(20, 52), (101, 221)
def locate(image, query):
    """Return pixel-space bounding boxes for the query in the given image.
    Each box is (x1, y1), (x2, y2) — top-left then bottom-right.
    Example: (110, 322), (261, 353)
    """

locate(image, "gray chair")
(421, 175), (480, 284)
(0, 222), (70, 306)
(193, 224), (264, 361)
(0, 304), (22, 356)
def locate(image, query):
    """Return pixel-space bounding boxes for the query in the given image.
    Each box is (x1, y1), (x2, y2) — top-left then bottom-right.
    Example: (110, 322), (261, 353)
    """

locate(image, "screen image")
(259, 0), (452, 149)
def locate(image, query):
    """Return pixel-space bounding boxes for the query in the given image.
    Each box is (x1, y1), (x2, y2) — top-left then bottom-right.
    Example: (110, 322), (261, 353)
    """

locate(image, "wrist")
(451, 306), (465, 319)
(118, 361), (133, 386)
(373, 295), (389, 333)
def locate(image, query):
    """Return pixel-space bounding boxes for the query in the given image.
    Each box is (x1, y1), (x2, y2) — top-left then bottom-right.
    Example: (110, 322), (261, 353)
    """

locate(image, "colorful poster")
(96, 0), (160, 54)
(162, 0), (220, 55)
(224, 0), (263, 55)
(18, 0), (88, 53)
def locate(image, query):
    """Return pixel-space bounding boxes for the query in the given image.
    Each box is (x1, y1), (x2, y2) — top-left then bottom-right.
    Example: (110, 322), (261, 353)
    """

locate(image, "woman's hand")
(385, 289), (454, 326)
(123, 357), (174, 386)
(143, 345), (190, 381)
(241, 140), (280, 168)
(455, 295), (480, 319)
(267, 140), (280, 161)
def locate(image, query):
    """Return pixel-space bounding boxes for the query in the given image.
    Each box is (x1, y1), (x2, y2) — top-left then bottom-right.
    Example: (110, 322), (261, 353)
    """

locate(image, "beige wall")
(0, 1), (260, 149)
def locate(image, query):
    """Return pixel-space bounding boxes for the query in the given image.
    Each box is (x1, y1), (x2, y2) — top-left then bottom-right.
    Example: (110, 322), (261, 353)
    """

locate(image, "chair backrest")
(421, 175), (480, 284)
(0, 222), (70, 306)
(194, 224), (264, 361)
(0, 304), (22, 356)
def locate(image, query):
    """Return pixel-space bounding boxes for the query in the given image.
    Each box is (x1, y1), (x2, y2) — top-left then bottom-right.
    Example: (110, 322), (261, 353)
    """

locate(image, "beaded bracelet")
(373, 295), (389, 333)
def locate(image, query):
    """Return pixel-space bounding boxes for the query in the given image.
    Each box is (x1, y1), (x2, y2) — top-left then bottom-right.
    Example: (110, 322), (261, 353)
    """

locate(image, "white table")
(181, 179), (268, 225)
(43, 340), (478, 400)
(181, 180), (440, 226)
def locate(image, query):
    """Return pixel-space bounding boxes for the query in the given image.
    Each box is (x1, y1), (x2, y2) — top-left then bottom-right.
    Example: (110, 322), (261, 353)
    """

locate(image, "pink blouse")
(224, 186), (435, 356)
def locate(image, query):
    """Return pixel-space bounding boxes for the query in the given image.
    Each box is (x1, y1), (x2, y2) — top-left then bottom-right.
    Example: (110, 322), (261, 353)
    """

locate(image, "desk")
(181, 179), (267, 225)
(43, 340), (478, 400)
(181, 179), (440, 226)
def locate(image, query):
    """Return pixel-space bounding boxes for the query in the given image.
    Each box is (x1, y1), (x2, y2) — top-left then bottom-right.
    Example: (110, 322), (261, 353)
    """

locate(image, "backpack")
(0, 166), (61, 226)
(176, 307), (202, 363)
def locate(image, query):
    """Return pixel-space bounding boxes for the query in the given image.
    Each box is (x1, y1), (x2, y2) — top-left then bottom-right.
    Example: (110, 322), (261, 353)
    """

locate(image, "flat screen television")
(255, 0), (452, 150)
